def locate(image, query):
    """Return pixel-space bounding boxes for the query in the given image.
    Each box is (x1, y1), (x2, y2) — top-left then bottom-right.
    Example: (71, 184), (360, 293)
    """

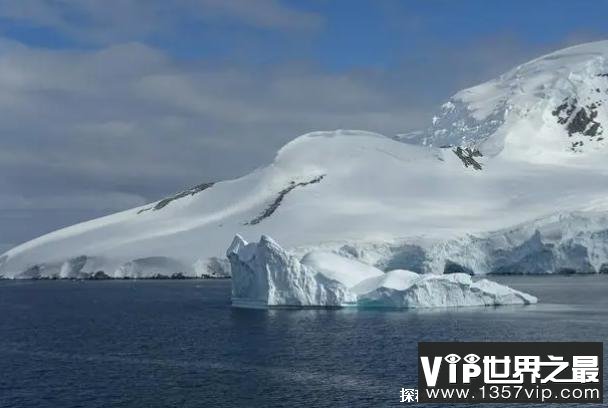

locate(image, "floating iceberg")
(354, 270), (537, 308)
(227, 234), (358, 308)
(227, 235), (537, 309)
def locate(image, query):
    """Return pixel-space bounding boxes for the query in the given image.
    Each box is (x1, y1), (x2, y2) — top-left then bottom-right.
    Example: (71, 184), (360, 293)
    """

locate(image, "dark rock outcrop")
(246, 175), (325, 225)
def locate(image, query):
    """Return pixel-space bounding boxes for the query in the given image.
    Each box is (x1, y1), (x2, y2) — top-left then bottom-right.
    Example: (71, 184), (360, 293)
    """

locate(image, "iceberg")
(355, 270), (537, 308)
(227, 234), (358, 308)
(227, 235), (538, 309)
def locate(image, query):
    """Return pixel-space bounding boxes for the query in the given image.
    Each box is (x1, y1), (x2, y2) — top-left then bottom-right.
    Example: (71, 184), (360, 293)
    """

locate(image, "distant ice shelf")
(227, 235), (537, 309)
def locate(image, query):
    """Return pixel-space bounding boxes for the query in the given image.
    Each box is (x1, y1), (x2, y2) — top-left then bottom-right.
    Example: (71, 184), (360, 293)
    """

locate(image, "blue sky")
(4, 1), (608, 67)
(1, 0), (608, 250)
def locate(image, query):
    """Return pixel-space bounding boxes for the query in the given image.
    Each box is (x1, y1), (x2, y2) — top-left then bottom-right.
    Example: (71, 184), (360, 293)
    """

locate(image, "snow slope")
(404, 40), (608, 163)
(227, 235), (537, 308)
(4, 40), (608, 278)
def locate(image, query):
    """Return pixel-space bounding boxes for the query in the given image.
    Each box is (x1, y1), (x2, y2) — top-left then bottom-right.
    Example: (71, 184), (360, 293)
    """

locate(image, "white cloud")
(0, 0), (322, 44)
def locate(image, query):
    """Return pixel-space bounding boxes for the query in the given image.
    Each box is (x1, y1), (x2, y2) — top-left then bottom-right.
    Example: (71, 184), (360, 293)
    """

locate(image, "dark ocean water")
(0, 276), (607, 408)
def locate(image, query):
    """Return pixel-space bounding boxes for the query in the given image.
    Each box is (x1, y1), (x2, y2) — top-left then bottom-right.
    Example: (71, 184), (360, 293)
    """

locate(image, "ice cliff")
(227, 235), (537, 308)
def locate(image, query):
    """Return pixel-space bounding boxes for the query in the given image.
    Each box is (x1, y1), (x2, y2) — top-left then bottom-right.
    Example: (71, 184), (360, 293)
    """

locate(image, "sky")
(1, 0), (608, 251)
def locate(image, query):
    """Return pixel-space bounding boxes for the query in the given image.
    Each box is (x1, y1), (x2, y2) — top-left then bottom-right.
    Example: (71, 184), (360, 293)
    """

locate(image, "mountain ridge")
(4, 40), (608, 278)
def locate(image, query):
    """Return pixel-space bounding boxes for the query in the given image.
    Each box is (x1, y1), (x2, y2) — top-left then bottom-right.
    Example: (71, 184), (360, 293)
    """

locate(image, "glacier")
(227, 235), (537, 308)
(5, 41), (608, 279)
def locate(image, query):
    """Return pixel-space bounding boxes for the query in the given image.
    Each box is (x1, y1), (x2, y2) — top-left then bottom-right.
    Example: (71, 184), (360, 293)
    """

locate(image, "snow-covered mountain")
(402, 40), (608, 161)
(4, 40), (608, 278)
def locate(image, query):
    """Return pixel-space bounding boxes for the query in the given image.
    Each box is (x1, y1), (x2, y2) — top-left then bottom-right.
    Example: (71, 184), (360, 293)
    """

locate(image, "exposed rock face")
(138, 182), (215, 214)
(453, 146), (483, 170)
(246, 175), (325, 225)
(552, 98), (604, 152)
(89, 271), (111, 280)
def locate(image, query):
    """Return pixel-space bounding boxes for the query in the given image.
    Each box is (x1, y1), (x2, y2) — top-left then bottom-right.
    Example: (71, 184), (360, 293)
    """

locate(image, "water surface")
(0, 276), (606, 407)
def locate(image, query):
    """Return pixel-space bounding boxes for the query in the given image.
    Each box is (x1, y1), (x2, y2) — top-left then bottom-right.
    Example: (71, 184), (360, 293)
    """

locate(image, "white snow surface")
(410, 40), (608, 163)
(300, 251), (384, 288)
(4, 41), (608, 278)
(227, 235), (537, 308)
